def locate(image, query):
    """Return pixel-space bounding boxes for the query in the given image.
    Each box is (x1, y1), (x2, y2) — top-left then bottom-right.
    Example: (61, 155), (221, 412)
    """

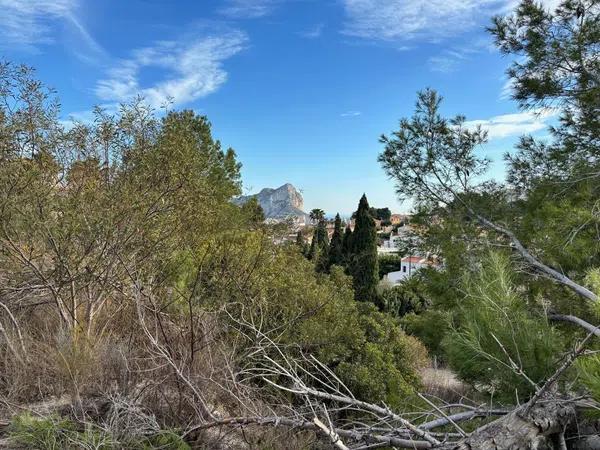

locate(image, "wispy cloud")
(341, 0), (561, 42)
(299, 23), (324, 39)
(0, 0), (107, 63)
(0, 0), (76, 49)
(94, 31), (248, 109)
(428, 54), (464, 73)
(464, 109), (557, 139)
(428, 39), (494, 73)
(499, 76), (518, 100)
(341, 111), (362, 117)
(219, 0), (279, 19)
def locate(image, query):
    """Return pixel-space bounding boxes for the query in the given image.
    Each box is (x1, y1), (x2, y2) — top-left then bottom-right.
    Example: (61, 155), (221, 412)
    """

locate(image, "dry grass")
(420, 367), (470, 404)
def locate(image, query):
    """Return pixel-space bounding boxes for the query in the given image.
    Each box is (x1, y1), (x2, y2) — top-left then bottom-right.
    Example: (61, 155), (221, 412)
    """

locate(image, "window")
(402, 266), (406, 273)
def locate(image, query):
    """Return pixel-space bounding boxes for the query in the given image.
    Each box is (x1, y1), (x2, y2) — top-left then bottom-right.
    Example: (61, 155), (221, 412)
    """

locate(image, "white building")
(384, 256), (440, 285)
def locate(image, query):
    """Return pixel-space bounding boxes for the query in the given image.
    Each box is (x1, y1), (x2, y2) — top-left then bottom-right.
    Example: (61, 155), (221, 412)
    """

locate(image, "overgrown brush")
(9, 412), (189, 450)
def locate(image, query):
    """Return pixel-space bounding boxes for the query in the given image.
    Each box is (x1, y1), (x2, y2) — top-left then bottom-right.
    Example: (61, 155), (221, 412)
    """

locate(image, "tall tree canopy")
(328, 213), (344, 269)
(350, 195), (379, 302)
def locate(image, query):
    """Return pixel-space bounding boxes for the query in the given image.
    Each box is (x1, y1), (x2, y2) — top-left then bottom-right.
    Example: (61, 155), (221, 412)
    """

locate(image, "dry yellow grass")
(420, 367), (470, 403)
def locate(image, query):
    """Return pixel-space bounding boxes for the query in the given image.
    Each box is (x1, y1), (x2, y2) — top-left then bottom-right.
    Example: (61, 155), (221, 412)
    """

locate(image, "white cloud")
(464, 109), (557, 139)
(0, 0), (106, 63)
(341, 0), (561, 42)
(94, 32), (247, 109)
(219, 0), (279, 18)
(341, 111), (362, 117)
(0, 0), (76, 48)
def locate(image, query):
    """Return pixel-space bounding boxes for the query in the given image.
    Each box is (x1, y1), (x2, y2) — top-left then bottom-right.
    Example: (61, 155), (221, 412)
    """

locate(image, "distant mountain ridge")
(234, 183), (308, 222)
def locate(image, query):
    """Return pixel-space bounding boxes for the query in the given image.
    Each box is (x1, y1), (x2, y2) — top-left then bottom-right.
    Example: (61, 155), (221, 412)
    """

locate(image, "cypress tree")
(350, 194), (379, 302)
(342, 225), (353, 262)
(308, 227), (318, 260)
(328, 213), (344, 269)
(295, 230), (304, 247)
(314, 219), (330, 273)
(296, 231), (310, 257)
(308, 219), (329, 266)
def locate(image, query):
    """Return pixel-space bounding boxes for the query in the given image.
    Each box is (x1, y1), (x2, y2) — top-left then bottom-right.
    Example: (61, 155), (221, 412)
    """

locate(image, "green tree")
(370, 207), (392, 223)
(378, 254), (401, 278)
(309, 208), (325, 224)
(350, 195), (379, 302)
(307, 212), (329, 268)
(241, 197), (265, 227)
(342, 225), (353, 263)
(328, 213), (344, 269)
(490, 0), (599, 161)
(295, 230), (303, 246)
(443, 253), (564, 402)
(314, 219), (330, 273)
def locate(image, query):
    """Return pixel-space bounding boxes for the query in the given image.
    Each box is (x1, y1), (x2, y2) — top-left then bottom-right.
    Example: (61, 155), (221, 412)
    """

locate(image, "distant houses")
(390, 213), (409, 226)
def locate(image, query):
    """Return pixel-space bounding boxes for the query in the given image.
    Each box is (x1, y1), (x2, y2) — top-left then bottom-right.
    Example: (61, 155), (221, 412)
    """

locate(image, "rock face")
(234, 183), (308, 223)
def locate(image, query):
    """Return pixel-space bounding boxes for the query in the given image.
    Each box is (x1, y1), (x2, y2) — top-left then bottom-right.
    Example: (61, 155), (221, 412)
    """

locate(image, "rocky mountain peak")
(234, 183), (308, 222)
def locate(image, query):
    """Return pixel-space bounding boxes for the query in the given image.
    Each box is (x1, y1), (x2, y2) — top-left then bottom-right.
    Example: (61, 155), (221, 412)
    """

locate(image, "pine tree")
(328, 213), (344, 269)
(350, 194), (379, 302)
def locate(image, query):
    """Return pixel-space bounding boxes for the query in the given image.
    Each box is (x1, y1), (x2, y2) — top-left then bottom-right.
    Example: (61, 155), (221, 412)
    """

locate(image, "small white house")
(384, 256), (440, 285)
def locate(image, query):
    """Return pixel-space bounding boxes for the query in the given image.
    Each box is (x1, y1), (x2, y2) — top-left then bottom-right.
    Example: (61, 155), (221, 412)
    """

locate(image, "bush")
(9, 413), (189, 450)
(336, 302), (428, 407)
(401, 310), (451, 358)
(379, 281), (429, 317)
(378, 254), (401, 278)
(191, 237), (428, 409)
(443, 252), (564, 402)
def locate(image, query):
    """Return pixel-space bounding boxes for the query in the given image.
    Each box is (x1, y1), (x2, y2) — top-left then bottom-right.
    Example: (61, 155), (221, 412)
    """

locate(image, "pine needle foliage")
(443, 252), (564, 402)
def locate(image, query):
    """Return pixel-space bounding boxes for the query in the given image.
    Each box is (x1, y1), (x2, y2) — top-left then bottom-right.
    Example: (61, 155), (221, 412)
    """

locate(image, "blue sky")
(0, 0), (559, 215)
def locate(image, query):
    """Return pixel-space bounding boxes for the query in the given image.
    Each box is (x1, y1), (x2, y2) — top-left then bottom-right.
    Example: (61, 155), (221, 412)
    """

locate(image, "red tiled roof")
(401, 256), (425, 263)
(401, 256), (441, 267)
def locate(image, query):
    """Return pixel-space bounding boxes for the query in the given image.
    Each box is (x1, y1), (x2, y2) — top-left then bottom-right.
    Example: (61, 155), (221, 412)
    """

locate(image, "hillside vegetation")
(0, 0), (599, 448)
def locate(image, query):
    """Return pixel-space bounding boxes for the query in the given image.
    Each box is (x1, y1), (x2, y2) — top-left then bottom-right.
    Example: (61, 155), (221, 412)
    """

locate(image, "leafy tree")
(379, 277), (429, 317)
(350, 195), (379, 302)
(196, 235), (427, 408)
(371, 207), (392, 223)
(328, 213), (344, 269)
(241, 197), (265, 227)
(352, 207), (392, 224)
(401, 310), (451, 359)
(378, 254), (401, 279)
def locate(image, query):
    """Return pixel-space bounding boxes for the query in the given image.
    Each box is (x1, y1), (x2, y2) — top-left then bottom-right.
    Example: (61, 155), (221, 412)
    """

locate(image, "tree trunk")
(449, 396), (576, 450)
